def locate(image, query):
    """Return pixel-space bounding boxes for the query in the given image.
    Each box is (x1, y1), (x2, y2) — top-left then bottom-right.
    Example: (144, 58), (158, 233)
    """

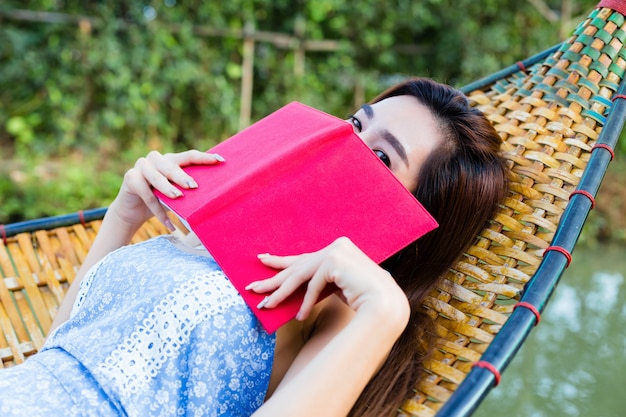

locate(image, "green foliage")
(0, 0), (614, 229)
(1, 0), (598, 155)
(0, 154), (124, 222)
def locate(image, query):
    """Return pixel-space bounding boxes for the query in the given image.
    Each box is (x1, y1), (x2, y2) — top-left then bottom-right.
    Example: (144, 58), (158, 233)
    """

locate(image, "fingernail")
(212, 153), (225, 162)
(245, 282), (257, 291)
(186, 179), (198, 189)
(170, 188), (183, 198)
(165, 219), (176, 232)
(257, 296), (270, 309)
(257, 253), (271, 259)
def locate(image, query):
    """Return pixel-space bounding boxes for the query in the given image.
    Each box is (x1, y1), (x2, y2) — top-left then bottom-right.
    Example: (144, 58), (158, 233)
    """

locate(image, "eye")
(374, 150), (391, 168)
(348, 116), (362, 132)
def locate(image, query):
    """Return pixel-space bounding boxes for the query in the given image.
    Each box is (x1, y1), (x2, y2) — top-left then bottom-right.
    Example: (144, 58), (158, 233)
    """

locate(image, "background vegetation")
(1, 0), (623, 242)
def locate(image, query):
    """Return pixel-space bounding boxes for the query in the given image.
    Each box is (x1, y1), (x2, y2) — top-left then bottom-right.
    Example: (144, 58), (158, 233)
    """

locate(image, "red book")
(155, 102), (438, 333)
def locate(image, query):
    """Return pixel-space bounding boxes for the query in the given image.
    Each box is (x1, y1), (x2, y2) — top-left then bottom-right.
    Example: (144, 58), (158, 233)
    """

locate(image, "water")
(474, 244), (626, 417)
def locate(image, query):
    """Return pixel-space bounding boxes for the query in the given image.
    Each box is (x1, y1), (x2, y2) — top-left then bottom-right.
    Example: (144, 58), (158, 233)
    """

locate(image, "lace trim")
(95, 271), (242, 395)
(70, 258), (100, 318)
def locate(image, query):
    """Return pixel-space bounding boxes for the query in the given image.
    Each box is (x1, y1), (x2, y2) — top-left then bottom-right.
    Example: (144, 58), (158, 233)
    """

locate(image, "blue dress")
(0, 236), (276, 416)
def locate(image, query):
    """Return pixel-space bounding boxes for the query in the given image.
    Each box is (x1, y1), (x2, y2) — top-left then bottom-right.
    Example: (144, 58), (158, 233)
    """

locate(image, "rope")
(472, 361), (501, 386)
(78, 210), (86, 227)
(570, 190), (596, 208)
(592, 143), (615, 160)
(544, 246), (572, 267)
(514, 302), (541, 326)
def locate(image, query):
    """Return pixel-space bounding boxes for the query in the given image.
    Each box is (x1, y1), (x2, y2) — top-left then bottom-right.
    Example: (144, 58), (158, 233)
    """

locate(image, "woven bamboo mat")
(401, 5), (626, 416)
(0, 215), (187, 368)
(0, 4), (625, 417)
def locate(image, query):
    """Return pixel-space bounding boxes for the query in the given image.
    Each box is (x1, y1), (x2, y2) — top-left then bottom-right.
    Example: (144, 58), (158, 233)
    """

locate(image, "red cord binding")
(592, 143), (615, 161)
(611, 94), (626, 102)
(514, 301), (541, 325)
(472, 361), (501, 386)
(516, 61), (527, 72)
(570, 190), (595, 209)
(0, 225), (6, 246)
(78, 210), (86, 227)
(544, 246), (572, 267)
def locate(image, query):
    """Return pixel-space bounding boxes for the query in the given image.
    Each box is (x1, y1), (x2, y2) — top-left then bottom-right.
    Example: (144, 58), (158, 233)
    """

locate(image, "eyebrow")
(360, 104), (410, 167)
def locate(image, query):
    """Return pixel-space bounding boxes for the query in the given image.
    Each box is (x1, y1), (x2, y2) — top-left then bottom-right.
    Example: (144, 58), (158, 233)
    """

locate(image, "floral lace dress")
(0, 236), (276, 417)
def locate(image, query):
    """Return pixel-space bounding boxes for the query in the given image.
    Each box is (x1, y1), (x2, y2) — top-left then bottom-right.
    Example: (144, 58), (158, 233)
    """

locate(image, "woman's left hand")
(249, 237), (410, 417)
(245, 237), (410, 326)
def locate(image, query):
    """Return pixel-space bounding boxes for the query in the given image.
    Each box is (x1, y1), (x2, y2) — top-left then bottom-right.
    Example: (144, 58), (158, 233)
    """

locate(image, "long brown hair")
(349, 78), (508, 416)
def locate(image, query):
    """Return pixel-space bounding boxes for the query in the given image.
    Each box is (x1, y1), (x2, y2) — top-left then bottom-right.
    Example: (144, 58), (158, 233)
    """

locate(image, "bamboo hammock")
(1, 1), (626, 416)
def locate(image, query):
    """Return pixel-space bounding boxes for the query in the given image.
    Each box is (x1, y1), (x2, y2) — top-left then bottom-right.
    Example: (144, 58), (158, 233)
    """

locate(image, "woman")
(0, 78), (507, 416)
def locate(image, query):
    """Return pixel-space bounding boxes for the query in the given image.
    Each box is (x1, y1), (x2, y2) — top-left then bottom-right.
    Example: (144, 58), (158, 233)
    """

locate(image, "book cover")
(155, 101), (438, 333)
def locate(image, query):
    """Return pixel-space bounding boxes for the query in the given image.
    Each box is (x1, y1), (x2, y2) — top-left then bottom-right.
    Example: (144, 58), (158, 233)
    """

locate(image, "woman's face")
(348, 95), (442, 193)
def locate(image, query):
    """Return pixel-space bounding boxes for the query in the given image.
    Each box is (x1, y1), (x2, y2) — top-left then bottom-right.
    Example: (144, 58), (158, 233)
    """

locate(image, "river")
(473, 243), (626, 417)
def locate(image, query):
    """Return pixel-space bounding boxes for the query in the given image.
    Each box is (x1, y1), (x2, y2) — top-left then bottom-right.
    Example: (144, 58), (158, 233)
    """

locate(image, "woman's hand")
(250, 238), (410, 417)
(51, 149), (223, 333)
(246, 236), (410, 328)
(110, 150), (224, 230)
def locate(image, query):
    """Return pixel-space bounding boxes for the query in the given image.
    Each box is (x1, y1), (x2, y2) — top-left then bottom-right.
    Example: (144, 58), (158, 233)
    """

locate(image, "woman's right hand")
(110, 150), (225, 231)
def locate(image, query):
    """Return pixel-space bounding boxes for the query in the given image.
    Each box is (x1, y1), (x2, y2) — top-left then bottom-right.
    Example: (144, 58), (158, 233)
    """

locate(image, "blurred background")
(1, 1), (624, 415)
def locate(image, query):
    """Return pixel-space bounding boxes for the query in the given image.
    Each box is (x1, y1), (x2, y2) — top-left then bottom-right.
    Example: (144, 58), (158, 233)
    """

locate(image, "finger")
(257, 253), (304, 270)
(124, 169), (172, 228)
(244, 255), (293, 294)
(262, 267), (314, 309)
(145, 151), (195, 191)
(245, 267), (292, 294)
(247, 252), (313, 294)
(167, 150), (226, 172)
(162, 151), (226, 190)
(296, 269), (328, 320)
(135, 156), (184, 199)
